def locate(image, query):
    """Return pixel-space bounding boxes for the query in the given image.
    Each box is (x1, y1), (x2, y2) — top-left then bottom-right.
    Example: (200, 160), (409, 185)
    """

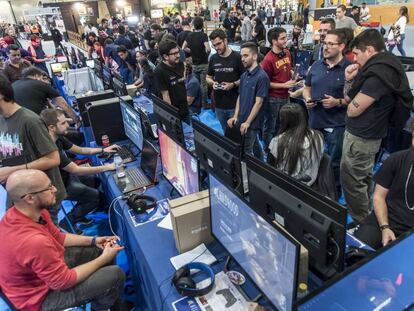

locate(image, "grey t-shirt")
(335, 17), (358, 30)
(0, 107), (66, 203)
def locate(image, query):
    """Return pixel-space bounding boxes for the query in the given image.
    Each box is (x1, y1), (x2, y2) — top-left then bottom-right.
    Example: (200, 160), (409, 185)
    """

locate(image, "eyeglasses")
(20, 183), (55, 199)
(322, 42), (341, 47)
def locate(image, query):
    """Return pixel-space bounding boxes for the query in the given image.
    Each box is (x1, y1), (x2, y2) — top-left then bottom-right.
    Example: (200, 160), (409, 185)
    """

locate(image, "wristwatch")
(379, 224), (391, 231)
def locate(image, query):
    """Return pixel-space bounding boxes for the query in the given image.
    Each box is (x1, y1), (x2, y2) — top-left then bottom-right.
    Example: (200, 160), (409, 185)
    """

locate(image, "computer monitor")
(209, 173), (300, 311)
(77, 48), (86, 67)
(192, 119), (244, 196)
(297, 230), (414, 310)
(140, 140), (159, 182)
(112, 74), (128, 97)
(94, 59), (103, 79)
(120, 99), (143, 150)
(246, 155), (347, 280)
(50, 61), (69, 75)
(102, 65), (112, 89)
(158, 128), (200, 196)
(151, 95), (184, 146)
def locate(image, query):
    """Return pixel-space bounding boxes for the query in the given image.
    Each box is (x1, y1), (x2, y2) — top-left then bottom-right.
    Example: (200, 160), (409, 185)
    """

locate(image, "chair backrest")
(0, 289), (18, 311)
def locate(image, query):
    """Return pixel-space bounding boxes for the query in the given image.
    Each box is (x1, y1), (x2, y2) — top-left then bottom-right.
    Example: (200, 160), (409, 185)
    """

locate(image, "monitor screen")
(77, 49), (86, 64)
(158, 129), (199, 196)
(120, 100), (143, 150)
(209, 173), (299, 311)
(298, 231), (414, 310)
(50, 61), (69, 74)
(140, 140), (158, 182)
(102, 66), (112, 87)
(112, 76), (127, 97)
(94, 59), (103, 78)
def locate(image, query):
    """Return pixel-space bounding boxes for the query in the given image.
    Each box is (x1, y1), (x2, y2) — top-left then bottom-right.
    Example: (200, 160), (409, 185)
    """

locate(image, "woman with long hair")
(252, 17), (266, 47)
(388, 6), (409, 56)
(137, 57), (157, 95)
(268, 104), (324, 186)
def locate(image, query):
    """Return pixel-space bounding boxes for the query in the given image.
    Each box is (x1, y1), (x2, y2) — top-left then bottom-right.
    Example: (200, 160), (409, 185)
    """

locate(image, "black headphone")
(273, 48), (286, 58)
(172, 262), (215, 297)
(126, 193), (157, 213)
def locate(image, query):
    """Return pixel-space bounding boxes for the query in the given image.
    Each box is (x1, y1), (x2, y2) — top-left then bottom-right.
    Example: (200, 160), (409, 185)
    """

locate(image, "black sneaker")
(59, 218), (83, 235)
(75, 216), (94, 225)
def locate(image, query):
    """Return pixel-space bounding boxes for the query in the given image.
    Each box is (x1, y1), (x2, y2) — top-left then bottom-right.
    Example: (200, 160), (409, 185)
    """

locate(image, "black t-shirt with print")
(374, 148), (414, 234)
(207, 50), (245, 110)
(56, 136), (74, 187)
(154, 61), (189, 119)
(185, 31), (209, 65)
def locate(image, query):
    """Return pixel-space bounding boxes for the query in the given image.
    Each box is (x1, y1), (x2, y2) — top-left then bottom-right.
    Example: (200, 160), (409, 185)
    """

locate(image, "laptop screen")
(140, 140), (158, 182)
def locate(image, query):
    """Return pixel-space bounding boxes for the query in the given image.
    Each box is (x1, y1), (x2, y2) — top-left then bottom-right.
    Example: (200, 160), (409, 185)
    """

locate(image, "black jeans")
(41, 246), (125, 311)
(66, 175), (101, 221)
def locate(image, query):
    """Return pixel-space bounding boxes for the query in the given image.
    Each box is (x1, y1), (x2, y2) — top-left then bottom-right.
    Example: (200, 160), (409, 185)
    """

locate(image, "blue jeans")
(388, 33), (406, 56)
(320, 127), (345, 198)
(244, 128), (263, 160)
(215, 108), (235, 133)
(263, 97), (288, 149)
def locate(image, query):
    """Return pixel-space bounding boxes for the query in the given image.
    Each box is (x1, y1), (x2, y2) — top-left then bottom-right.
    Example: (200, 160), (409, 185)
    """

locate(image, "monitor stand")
(223, 256), (262, 303)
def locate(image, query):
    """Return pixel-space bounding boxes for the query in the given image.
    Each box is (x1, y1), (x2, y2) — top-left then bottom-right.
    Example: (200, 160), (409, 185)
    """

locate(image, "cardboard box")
(168, 190), (209, 210)
(170, 196), (213, 253)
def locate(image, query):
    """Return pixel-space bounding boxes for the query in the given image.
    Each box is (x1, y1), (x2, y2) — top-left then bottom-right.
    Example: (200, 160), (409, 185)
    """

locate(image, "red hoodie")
(0, 207), (77, 310)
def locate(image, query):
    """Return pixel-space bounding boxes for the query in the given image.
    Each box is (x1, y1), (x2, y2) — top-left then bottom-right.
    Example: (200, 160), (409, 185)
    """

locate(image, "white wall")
(0, 1), (17, 23)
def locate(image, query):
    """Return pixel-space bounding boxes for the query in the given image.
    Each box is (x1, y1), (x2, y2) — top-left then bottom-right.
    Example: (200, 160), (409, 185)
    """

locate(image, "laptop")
(113, 139), (159, 194)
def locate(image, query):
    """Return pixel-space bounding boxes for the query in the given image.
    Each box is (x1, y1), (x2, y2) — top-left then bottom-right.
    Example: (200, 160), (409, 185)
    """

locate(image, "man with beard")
(227, 42), (269, 159)
(303, 29), (351, 198)
(312, 18), (335, 64)
(287, 20), (305, 65)
(154, 40), (189, 122)
(207, 29), (244, 132)
(3, 44), (31, 83)
(0, 169), (126, 310)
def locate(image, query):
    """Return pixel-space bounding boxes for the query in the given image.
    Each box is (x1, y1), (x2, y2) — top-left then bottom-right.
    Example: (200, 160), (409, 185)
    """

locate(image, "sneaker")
(75, 216), (94, 225)
(59, 218), (83, 235)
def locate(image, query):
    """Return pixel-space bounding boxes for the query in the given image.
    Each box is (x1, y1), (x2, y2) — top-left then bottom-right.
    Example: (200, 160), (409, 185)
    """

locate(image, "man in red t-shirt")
(0, 169), (125, 311)
(261, 27), (299, 149)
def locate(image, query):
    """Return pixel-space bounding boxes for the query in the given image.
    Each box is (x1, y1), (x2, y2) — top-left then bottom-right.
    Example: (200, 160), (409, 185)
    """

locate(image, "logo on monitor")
(213, 186), (239, 217)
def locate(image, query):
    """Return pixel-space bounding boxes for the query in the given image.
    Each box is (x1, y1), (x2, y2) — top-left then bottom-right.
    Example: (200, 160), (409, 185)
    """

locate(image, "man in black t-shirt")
(154, 40), (189, 122)
(341, 30), (412, 223)
(354, 127), (414, 249)
(182, 17), (211, 107)
(144, 24), (162, 51)
(41, 109), (119, 233)
(207, 29), (245, 132)
(177, 21), (191, 58)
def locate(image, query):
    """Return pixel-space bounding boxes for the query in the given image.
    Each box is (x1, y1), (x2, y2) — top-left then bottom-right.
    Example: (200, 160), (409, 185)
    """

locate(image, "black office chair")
(0, 289), (18, 311)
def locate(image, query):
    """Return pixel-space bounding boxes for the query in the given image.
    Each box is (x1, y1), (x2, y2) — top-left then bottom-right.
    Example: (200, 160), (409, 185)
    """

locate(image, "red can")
(101, 135), (110, 147)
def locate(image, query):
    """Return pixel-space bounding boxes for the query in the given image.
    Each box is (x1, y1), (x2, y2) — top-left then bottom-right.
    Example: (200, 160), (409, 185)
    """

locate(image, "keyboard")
(118, 146), (136, 163)
(126, 168), (150, 189)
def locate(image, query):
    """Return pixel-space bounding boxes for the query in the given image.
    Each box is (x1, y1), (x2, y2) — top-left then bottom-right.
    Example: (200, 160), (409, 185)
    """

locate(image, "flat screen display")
(209, 173), (299, 311)
(158, 129), (199, 196)
(112, 76), (127, 97)
(102, 66), (112, 86)
(140, 140), (158, 182)
(298, 232), (414, 311)
(120, 100), (143, 150)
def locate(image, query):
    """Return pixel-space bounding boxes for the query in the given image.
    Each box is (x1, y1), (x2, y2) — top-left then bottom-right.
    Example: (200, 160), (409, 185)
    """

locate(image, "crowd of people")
(0, 3), (412, 310)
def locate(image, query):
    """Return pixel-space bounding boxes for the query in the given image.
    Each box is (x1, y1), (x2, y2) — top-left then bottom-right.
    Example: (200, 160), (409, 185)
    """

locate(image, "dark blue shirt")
(238, 65), (269, 130)
(305, 57), (351, 129)
(118, 49), (137, 84)
(104, 43), (120, 64)
(114, 35), (133, 49)
(185, 74), (202, 111)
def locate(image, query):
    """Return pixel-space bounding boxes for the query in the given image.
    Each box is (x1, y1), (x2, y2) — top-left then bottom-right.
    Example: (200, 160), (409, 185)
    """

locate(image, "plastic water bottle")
(113, 154), (125, 178)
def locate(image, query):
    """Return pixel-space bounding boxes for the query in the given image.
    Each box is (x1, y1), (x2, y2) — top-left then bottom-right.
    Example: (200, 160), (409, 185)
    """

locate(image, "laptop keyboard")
(126, 168), (150, 188)
(118, 146), (136, 163)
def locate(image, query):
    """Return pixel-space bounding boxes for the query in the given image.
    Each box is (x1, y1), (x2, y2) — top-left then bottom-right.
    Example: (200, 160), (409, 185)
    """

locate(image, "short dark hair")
(267, 27), (286, 45)
(352, 5), (359, 11)
(162, 16), (171, 25)
(362, 2), (367, 4)
(327, 29), (348, 45)
(22, 66), (46, 78)
(88, 32), (96, 38)
(209, 28), (227, 41)
(349, 29), (386, 52)
(337, 4), (347, 11)
(40, 108), (65, 127)
(182, 21), (190, 27)
(117, 45), (127, 53)
(0, 74), (14, 102)
(335, 28), (354, 47)
(7, 44), (19, 54)
(174, 19), (181, 25)
(241, 41), (258, 55)
(104, 38), (113, 45)
(118, 24), (125, 35)
(158, 39), (178, 59)
(320, 18), (336, 29)
(293, 19), (303, 28)
(193, 16), (204, 30)
(150, 24), (162, 31)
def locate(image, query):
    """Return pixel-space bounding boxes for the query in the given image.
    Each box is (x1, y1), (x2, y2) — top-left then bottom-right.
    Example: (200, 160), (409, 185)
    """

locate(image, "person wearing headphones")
(261, 27), (299, 150)
(354, 120), (414, 250)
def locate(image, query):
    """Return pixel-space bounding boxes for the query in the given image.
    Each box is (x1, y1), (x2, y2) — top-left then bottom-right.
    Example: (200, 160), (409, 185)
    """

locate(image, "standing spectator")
(207, 29), (245, 132)
(185, 59), (202, 115)
(360, 2), (371, 22)
(0, 74), (65, 224)
(172, 19), (183, 38)
(259, 7), (267, 22)
(144, 24), (161, 51)
(27, 35), (50, 73)
(303, 4), (310, 30)
(182, 16), (210, 107)
(287, 20), (305, 65)
(261, 27), (297, 149)
(103, 38), (120, 67)
(227, 42), (269, 158)
(388, 6), (409, 57)
(252, 17), (266, 46)
(213, 9), (219, 22)
(335, 4), (358, 30)
(349, 6), (361, 26)
(341, 29), (413, 223)
(177, 21), (192, 57)
(241, 11), (252, 42)
(50, 25), (63, 52)
(116, 45), (137, 84)
(204, 6), (211, 21)
(114, 24), (133, 50)
(274, 5), (282, 27)
(223, 11), (241, 42)
(86, 32), (99, 58)
(154, 40), (189, 122)
(136, 58), (157, 96)
(303, 29), (351, 197)
(266, 6), (273, 27)
(3, 45), (31, 83)
(312, 18), (336, 63)
(220, 8), (227, 22)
